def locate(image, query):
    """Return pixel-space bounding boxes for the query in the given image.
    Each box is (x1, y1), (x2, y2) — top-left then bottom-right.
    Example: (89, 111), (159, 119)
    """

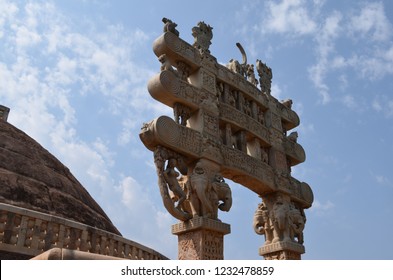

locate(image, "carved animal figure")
(287, 131), (298, 143)
(162, 17), (179, 36)
(288, 206), (305, 244)
(226, 42), (247, 78)
(281, 99), (293, 109)
(211, 174), (232, 212)
(188, 162), (213, 218)
(253, 202), (274, 244)
(158, 54), (173, 72)
(271, 195), (291, 243)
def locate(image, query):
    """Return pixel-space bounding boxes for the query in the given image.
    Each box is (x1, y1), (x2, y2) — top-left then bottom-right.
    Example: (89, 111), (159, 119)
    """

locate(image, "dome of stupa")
(0, 107), (120, 236)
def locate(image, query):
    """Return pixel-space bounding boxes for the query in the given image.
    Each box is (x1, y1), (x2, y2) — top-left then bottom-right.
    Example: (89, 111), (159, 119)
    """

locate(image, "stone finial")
(256, 59), (273, 95)
(0, 105), (10, 122)
(162, 17), (179, 37)
(192, 21), (213, 54)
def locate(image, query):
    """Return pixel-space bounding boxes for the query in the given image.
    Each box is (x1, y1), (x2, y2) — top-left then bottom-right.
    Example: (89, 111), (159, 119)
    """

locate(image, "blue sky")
(1, 0), (392, 260)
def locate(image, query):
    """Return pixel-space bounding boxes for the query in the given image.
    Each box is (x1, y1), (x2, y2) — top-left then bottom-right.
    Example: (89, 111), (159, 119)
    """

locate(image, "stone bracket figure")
(163, 158), (186, 209)
(184, 161), (232, 220)
(253, 194), (306, 245)
(153, 146), (191, 221)
(253, 201), (274, 245)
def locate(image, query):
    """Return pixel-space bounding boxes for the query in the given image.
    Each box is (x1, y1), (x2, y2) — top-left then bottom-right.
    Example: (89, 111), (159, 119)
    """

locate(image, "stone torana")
(140, 19), (314, 260)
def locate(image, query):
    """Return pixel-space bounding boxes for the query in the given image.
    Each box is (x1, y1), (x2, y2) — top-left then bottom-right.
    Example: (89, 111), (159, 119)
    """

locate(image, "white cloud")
(308, 11), (342, 105)
(349, 2), (392, 42)
(117, 176), (176, 258)
(263, 0), (317, 35)
(372, 95), (393, 118)
(311, 199), (335, 216)
(341, 94), (356, 109)
(0, 0), (158, 207)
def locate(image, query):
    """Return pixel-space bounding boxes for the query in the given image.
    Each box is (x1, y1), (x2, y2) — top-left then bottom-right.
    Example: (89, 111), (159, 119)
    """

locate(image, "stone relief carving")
(143, 19), (313, 259)
(226, 43), (247, 78)
(183, 161), (232, 220)
(287, 131), (298, 143)
(253, 201), (274, 245)
(256, 59), (272, 95)
(174, 103), (191, 126)
(253, 194), (306, 246)
(247, 64), (259, 86)
(153, 146), (191, 221)
(163, 158), (187, 209)
(192, 21), (213, 54)
(176, 61), (191, 81)
(162, 17), (179, 36)
(158, 54), (173, 72)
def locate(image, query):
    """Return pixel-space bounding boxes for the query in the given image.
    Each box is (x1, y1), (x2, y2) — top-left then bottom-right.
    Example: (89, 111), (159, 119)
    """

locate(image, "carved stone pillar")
(253, 193), (307, 260)
(259, 240), (305, 260)
(172, 217), (230, 260)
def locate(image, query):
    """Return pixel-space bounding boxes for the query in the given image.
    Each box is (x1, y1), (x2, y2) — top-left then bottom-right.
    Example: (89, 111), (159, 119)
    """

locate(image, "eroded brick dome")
(0, 117), (121, 236)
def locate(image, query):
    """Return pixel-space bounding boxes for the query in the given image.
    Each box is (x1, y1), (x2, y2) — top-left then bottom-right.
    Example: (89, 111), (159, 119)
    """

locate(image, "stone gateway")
(140, 19), (313, 260)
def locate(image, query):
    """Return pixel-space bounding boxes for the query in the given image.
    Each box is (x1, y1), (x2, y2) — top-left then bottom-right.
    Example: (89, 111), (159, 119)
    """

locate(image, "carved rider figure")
(163, 158), (186, 209)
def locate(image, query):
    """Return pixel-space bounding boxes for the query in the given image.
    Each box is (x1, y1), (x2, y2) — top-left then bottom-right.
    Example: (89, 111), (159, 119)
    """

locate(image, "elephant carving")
(288, 206), (306, 244)
(185, 162), (232, 220)
(253, 202), (274, 245)
(271, 195), (292, 243)
(210, 174), (232, 220)
(188, 162), (213, 218)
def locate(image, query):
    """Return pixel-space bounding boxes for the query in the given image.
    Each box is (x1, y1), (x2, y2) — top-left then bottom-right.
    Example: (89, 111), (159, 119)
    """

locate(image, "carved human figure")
(163, 158), (186, 209)
(253, 202), (274, 244)
(162, 17), (179, 36)
(257, 107), (265, 125)
(176, 61), (190, 81)
(228, 90), (236, 107)
(174, 103), (191, 126)
(247, 64), (258, 86)
(261, 147), (269, 164)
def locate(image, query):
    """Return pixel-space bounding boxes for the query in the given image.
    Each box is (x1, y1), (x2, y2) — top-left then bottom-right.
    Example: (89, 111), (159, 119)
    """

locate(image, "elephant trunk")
(218, 194), (232, 212)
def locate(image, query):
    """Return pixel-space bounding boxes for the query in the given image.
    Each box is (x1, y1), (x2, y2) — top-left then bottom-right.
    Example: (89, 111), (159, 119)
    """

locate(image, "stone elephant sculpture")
(253, 202), (273, 245)
(185, 164), (232, 220)
(271, 195), (291, 243)
(288, 207), (305, 244)
(210, 174), (232, 219)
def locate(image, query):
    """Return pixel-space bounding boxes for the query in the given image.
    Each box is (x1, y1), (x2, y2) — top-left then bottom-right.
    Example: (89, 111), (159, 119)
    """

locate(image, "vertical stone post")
(172, 217), (230, 260)
(0, 105), (10, 122)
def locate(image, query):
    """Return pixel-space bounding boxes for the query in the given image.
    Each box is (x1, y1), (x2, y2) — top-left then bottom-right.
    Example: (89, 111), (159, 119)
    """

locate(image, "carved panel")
(201, 70), (216, 93)
(220, 103), (269, 144)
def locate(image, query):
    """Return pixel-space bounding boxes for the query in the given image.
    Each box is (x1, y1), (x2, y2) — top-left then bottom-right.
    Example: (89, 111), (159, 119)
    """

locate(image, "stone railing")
(0, 203), (168, 260)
